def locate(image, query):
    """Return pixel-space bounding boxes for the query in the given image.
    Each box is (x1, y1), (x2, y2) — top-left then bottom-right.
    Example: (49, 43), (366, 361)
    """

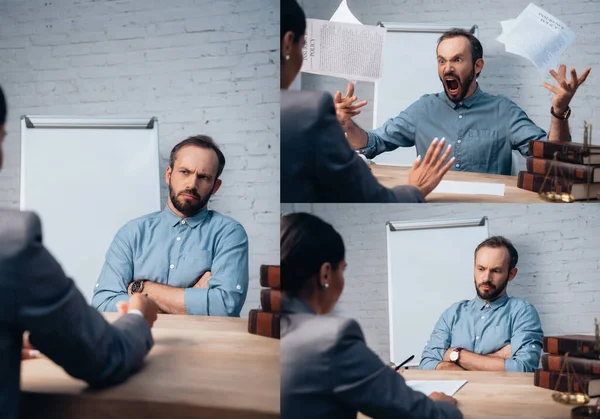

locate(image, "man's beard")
(474, 273), (509, 302)
(169, 181), (213, 217)
(440, 66), (476, 103)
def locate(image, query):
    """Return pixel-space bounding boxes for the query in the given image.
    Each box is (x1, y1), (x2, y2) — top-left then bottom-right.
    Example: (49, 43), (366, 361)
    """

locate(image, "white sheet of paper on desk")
(301, 19), (386, 82)
(496, 3), (576, 73)
(433, 180), (506, 196)
(330, 0), (362, 25)
(406, 380), (468, 397)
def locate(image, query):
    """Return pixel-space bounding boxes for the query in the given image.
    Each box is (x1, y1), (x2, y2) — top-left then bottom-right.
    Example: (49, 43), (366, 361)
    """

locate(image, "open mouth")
(444, 77), (460, 96)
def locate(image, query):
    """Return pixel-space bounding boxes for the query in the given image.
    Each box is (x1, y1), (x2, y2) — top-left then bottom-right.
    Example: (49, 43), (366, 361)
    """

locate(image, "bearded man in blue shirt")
(92, 135), (249, 317)
(336, 28), (591, 175)
(420, 236), (543, 372)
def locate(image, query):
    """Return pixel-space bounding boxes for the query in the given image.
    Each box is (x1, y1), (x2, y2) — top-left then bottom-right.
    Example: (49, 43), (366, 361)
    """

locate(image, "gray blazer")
(0, 210), (154, 419)
(281, 90), (425, 203)
(281, 296), (463, 419)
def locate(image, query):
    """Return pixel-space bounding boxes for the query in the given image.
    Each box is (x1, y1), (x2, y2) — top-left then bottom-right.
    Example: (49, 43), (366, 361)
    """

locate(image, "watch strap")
(551, 106), (571, 120)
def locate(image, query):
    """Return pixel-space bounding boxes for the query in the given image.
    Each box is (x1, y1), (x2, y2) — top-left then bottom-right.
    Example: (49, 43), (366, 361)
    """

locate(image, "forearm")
(342, 119), (368, 149)
(435, 361), (465, 371)
(143, 282), (186, 314)
(457, 350), (506, 371)
(547, 115), (570, 142)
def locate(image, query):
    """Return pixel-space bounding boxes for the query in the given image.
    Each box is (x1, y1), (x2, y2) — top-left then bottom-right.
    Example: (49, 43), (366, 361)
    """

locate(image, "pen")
(394, 354), (415, 371)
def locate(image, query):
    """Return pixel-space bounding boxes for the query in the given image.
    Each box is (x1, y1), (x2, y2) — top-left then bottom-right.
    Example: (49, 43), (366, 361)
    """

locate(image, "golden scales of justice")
(539, 121), (598, 203)
(551, 318), (600, 418)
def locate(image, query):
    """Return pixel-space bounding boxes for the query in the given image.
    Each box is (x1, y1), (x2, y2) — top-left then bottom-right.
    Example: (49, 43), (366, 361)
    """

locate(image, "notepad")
(433, 180), (506, 196)
(406, 380), (468, 397)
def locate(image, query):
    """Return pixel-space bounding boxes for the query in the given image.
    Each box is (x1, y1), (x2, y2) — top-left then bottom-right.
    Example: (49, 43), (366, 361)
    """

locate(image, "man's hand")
(124, 294), (159, 327)
(21, 334), (41, 360)
(333, 82), (368, 127)
(429, 392), (458, 404)
(408, 137), (454, 198)
(193, 271), (212, 289)
(543, 64), (591, 114)
(490, 344), (512, 360)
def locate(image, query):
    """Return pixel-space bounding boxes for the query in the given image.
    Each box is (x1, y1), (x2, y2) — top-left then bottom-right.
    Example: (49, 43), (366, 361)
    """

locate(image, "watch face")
(131, 281), (141, 293)
(450, 351), (459, 362)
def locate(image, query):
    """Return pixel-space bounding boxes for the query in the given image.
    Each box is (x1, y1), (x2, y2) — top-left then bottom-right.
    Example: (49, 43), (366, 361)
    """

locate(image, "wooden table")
(20, 314), (280, 419)
(372, 165), (546, 203)
(359, 370), (596, 419)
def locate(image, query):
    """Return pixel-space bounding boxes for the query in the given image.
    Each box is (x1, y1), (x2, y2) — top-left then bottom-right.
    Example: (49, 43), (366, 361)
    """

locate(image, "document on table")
(433, 180), (506, 196)
(301, 18), (387, 82)
(406, 380), (468, 397)
(496, 3), (576, 73)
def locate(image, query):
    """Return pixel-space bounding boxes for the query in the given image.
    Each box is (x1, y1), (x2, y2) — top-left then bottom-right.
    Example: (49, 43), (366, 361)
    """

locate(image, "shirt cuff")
(360, 131), (378, 159)
(127, 309), (144, 318)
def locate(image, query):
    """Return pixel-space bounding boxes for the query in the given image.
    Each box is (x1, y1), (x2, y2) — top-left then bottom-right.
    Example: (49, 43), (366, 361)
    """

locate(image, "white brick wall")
(286, 203), (600, 360)
(0, 0), (279, 316)
(299, 0), (599, 144)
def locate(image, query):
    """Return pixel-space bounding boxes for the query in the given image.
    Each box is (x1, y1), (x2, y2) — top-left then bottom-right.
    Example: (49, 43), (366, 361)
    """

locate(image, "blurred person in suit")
(280, 0), (455, 203)
(281, 212), (463, 419)
(0, 84), (159, 419)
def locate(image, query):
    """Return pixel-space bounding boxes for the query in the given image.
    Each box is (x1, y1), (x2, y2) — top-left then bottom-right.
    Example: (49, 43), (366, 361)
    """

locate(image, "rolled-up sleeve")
(92, 227), (134, 312)
(420, 307), (454, 370)
(361, 99), (420, 159)
(505, 97), (548, 156)
(184, 222), (249, 316)
(505, 303), (543, 372)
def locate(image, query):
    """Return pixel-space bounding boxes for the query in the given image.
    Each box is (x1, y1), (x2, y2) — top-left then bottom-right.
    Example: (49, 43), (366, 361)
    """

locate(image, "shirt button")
(181, 220), (186, 225)
(458, 114), (463, 119)
(457, 139), (461, 144)
(176, 237), (181, 241)
(459, 101), (463, 105)
(236, 285), (241, 290)
(95, 283), (99, 288)
(455, 163), (460, 168)
(482, 316), (485, 319)
(170, 264), (175, 269)
(476, 336), (480, 340)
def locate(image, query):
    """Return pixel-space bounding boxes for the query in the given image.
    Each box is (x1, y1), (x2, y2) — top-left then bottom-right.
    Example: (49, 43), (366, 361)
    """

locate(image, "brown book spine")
(260, 289), (281, 312)
(528, 140), (588, 164)
(248, 309), (280, 339)
(260, 265), (281, 290)
(543, 336), (597, 355)
(542, 354), (600, 375)
(526, 157), (594, 182)
(534, 369), (599, 395)
(517, 171), (576, 194)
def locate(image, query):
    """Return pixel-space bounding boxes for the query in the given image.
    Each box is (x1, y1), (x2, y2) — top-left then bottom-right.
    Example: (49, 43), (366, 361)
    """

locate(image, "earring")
(324, 283), (329, 288)
(285, 55), (290, 61)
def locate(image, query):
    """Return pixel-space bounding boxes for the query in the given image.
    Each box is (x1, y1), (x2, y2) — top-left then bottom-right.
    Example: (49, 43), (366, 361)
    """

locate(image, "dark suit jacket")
(281, 90), (425, 203)
(0, 210), (154, 419)
(281, 296), (463, 419)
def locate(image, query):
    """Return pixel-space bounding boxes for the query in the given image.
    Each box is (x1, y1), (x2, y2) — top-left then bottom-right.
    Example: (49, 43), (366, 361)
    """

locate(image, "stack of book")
(517, 139), (600, 200)
(534, 334), (600, 397)
(248, 265), (281, 339)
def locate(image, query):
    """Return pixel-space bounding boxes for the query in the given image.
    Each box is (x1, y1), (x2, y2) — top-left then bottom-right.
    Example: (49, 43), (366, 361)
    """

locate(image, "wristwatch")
(550, 106), (571, 120)
(449, 347), (463, 365)
(130, 280), (145, 295)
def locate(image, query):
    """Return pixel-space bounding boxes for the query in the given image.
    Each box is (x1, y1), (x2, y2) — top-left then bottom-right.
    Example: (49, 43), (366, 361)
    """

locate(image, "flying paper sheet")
(433, 180), (506, 197)
(496, 3), (576, 73)
(406, 380), (468, 397)
(330, 0), (362, 25)
(301, 18), (387, 82)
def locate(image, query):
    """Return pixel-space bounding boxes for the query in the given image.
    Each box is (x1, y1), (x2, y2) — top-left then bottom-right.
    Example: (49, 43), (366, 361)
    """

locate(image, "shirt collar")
(475, 292), (510, 310)
(282, 294), (316, 315)
(441, 83), (483, 109)
(161, 205), (209, 228)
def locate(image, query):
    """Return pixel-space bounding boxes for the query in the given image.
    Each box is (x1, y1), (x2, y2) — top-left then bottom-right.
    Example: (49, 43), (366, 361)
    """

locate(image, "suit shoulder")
(281, 90), (334, 121)
(282, 313), (362, 354)
(0, 209), (42, 259)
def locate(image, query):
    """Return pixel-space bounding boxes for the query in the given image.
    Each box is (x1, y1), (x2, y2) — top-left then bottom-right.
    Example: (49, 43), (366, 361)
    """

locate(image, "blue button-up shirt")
(362, 86), (547, 175)
(91, 206), (249, 316)
(420, 293), (543, 372)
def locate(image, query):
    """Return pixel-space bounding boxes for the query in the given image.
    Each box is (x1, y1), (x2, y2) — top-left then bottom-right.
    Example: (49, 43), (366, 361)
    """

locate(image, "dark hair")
(437, 28), (483, 76)
(169, 135), (226, 179)
(0, 85), (6, 126)
(281, 212), (345, 296)
(474, 236), (518, 271)
(281, 0), (306, 44)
